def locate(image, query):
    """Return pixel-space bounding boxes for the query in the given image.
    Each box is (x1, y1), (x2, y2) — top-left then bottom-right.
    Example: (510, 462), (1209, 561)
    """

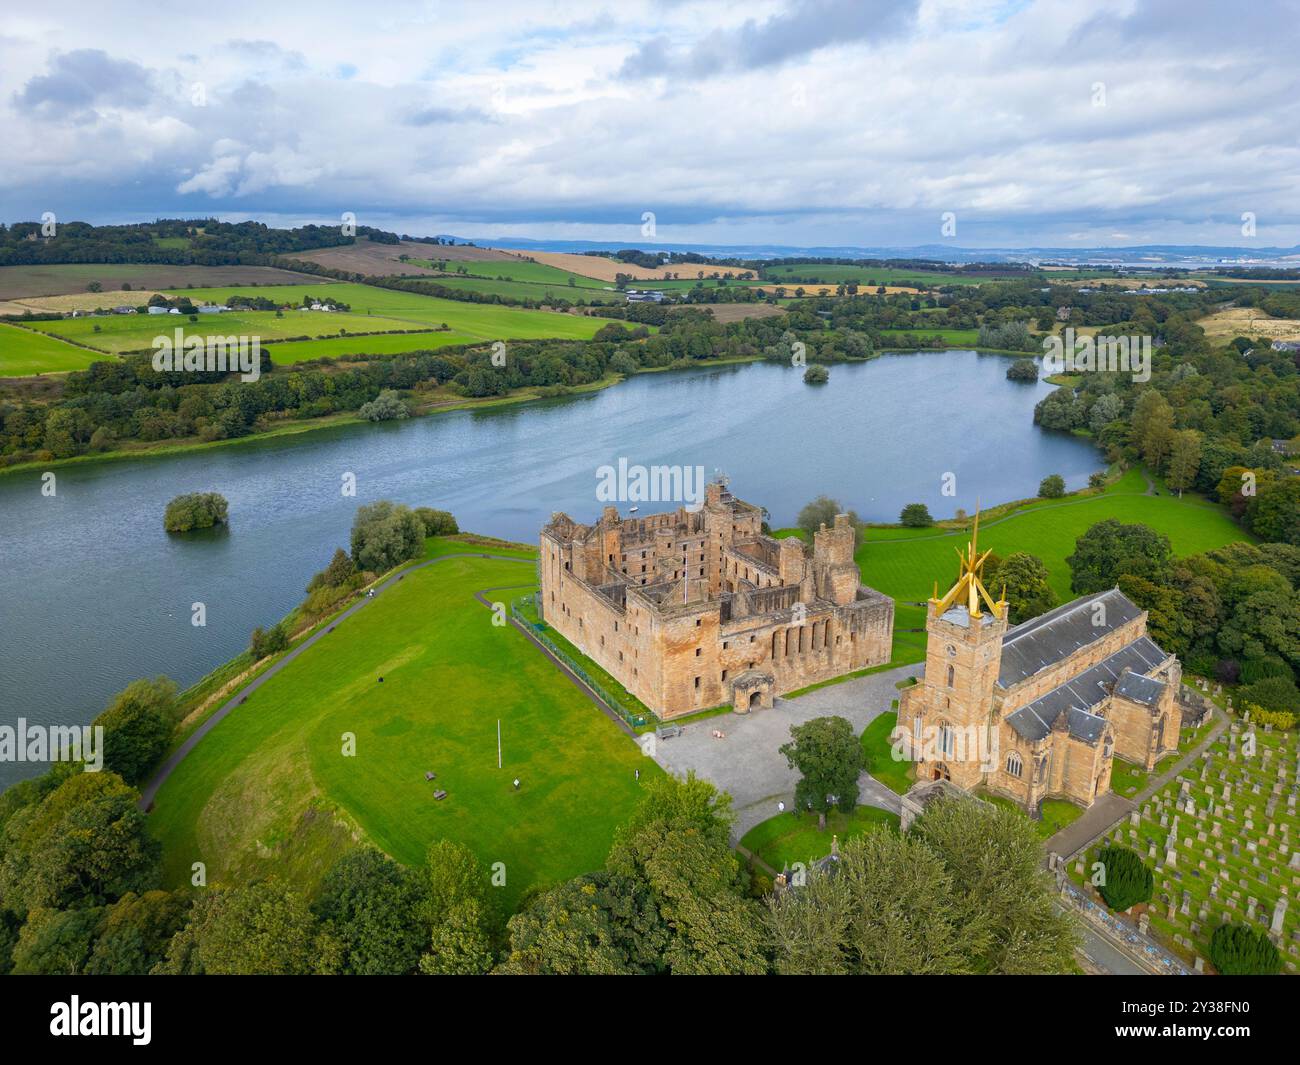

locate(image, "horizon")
(3, 0), (1299, 250)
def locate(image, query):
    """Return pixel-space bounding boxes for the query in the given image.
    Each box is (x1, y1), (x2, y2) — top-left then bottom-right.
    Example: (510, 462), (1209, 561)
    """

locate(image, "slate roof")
(1005, 636), (1169, 743)
(998, 588), (1145, 689)
(1114, 670), (1166, 707)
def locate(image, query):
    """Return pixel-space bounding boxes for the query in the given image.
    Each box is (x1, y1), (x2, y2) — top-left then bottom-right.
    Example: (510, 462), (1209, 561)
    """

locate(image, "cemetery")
(1070, 710), (1299, 973)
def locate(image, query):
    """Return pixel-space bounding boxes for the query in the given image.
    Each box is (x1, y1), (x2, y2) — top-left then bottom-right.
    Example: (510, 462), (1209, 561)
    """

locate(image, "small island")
(1006, 358), (1039, 381)
(164, 492), (229, 533)
(803, 364), (829, 384)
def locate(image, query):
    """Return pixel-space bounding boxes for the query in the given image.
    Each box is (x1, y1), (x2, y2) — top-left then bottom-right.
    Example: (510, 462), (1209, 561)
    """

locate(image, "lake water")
(0, 350), (1099, 788)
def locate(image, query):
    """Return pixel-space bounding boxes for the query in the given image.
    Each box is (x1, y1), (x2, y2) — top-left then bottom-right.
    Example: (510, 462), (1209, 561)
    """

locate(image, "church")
(897, 517), (1185, 813)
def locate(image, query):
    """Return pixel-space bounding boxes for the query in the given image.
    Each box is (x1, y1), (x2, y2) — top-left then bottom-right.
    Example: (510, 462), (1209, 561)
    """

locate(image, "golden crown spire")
(930, 504), (1006, 619)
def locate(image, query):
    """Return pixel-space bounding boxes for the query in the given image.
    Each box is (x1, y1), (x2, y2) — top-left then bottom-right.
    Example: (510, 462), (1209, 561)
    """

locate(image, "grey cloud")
(14, 49), (153, 114)
(404, 105), (492, 126)
(620, 0), (920, 79)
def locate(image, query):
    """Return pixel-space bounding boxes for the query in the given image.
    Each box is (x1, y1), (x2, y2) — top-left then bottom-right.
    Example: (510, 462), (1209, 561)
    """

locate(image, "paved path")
(138, 552), (536, 810)
(651, 664), (916, 840)
(1042, 705), (1228, 860)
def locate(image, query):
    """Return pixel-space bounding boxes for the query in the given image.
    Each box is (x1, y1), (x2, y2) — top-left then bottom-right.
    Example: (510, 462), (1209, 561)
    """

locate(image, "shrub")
(163, 492), (228, 533)
(357, 390), (409, 422)
(92, 677), (180, 784)
(250, 623), (289, 660)
(1095, 846), (1152, 912)
(1238, 675), (1300, 714)
(1210, 922), (1281, 975)
(1038, 474), (1066, 499)
(1240, 703), (1298, 730)
(1239, 655), (1291, 685)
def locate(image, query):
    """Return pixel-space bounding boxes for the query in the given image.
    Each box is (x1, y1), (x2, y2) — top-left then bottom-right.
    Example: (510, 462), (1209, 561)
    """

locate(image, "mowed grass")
(858, 468), (1248, 613)
(740, 806), (899, 872)
(163, 282), (612, 341)
(148, 542), (661, 908)
(878, 327), (980, 346)
(0, 323), (107, 375)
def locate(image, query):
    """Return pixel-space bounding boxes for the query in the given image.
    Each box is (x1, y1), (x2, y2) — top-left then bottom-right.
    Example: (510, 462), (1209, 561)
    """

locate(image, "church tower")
(897, 514), (1008, 790)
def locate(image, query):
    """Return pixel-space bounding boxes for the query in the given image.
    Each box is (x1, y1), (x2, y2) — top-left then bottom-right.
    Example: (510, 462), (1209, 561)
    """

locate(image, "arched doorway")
(932, 762), (951, 782)
(749, 690), (762, 709)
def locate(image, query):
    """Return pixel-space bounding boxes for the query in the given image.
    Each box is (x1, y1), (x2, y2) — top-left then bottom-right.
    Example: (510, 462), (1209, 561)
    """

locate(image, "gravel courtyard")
(651, 662), (922, 839)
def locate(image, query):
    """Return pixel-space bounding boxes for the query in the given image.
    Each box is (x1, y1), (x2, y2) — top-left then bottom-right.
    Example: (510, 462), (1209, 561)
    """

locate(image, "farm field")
(519, 249), (749, 283)
(286, 237), (518, 276)
(760, 263), (1026, 286)
(0, 322), (107, 376)
(148, 540), (661, 909)
(0, 263), (322, 301)
(404, 275), (625, 304)
(265, 330), (473, 363)
(854, 468), (1251, 666)
(163, 282), (612, 340)
(417, 258), (609, 288)
(1197, 306), (1300, 342)
(25, 309), (426, 354)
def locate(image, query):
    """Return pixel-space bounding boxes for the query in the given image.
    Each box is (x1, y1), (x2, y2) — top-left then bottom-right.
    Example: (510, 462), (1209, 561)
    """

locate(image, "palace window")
(1006, 752), (1023, 778)
(946, 665), (955, 688)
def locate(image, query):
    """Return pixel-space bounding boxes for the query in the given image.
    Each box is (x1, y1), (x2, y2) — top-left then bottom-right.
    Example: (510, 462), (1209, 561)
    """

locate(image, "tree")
(1247, 478), (1300, 545)
(84, 889), (191, 975)
(1038, 473), (1065, 499)
(413, 507), (458, 536)
(1066, 519), (1172, 595)
(796, 495), (864, 548)
(314, 848), (429, 975)
(909, 796), (1078, 974)
(350, 500), (425, 573)
(1237, 675), (1300, 714)
(308, 547), (358, 591)
(803, 365), (829, 384)
(163, 491), (228, 533)
(1094, 846), (1153, 912)
(92, 676), (179, 784)
(993, 552), (1056, 624)
(0, 772), (160, 915)
(1165, 429), (1202, 497)
(10, 905), (105, 974)
(779, 716), (863, 827)
(768, 828), (968, 974)
(606, 774), (767, 975)
(420, 840), (496, 975)
(249, 622), (289, 660)
(1129, 390), (1175, 470)
(899, 502), (933, 527)
(1088, 392), (1124, 434)
(499, 871), (666, 975)
(1006, 358), (1038, 381)
(158, 878), (320, 975)
(1210, 921), (1281, 975)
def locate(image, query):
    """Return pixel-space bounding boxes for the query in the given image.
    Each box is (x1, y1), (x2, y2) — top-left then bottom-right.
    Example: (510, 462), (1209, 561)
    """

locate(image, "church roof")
(1004, 636), (1168, 743)
(1114, 670), (1166, 707)
(998, 588), (1145, 688)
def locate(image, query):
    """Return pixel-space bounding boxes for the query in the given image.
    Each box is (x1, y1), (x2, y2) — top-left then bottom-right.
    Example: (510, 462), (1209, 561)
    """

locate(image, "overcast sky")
(3, 0), (1298, 249)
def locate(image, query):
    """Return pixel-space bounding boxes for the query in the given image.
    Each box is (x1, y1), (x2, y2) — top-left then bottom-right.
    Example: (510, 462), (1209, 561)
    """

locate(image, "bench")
(434, 790), (447, 801)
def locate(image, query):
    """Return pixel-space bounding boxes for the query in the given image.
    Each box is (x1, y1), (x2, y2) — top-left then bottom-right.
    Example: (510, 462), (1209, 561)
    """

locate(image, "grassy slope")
(0, 323), (106, 375)
(148, 540), (660, 908)
(854, 467), (1249, 665)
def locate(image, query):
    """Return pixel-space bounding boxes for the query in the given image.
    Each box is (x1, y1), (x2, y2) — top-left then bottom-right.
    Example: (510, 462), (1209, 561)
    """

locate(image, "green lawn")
(860, 711), (914, 794)
(877, 327), (981, 346)
(161, 282), (612, 341)
(979, 792), (1083, 840)
(0, 322), (108, 375)
(148, 539), (660, 909)
(740, 806), (899, 873)
(1109, 758), (1149, 799)
(857, 467), (1248, 614)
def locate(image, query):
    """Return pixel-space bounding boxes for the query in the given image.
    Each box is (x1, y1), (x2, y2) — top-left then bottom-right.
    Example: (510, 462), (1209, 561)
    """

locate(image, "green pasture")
(0, 323), (108, 375)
